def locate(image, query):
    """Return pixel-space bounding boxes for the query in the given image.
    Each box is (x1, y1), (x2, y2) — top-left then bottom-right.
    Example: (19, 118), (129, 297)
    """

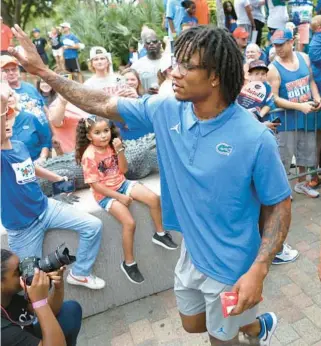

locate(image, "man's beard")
(147, 50), (160, 59)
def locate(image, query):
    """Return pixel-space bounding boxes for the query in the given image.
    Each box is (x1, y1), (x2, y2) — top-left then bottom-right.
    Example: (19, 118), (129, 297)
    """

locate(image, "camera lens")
(38, 251), (62, 272)
(38, 246), (76, 273)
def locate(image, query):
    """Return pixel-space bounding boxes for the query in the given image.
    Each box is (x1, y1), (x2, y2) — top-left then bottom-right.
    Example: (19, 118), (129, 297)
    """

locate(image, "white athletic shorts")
(174, 240), (258, 341)
(52, 47), (64, 57)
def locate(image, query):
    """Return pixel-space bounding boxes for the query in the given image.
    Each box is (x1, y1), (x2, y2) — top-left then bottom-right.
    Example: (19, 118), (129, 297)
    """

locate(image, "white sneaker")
(294, 182), (320, 198)
(67, 271), (105, 289)
(272, 243), (299, 265)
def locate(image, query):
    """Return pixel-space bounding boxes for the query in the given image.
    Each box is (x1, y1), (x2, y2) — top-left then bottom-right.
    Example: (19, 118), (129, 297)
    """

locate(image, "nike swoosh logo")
(70, 275), (88, 283)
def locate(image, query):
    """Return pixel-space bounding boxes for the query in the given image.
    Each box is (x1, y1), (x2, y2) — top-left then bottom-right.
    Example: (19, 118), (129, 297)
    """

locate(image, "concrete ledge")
(1, 173), (182, 318)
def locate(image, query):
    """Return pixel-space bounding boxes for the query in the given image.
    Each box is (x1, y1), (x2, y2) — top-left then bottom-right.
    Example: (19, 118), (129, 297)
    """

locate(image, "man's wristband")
(116, 147), (125, 155)
(32, 298), (48, 310)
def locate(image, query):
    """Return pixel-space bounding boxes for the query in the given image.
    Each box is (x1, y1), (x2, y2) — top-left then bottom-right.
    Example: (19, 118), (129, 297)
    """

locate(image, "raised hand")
(0, 82), (11, 104)
(9, 25), (48, 76)
(112, 137), (123, 151)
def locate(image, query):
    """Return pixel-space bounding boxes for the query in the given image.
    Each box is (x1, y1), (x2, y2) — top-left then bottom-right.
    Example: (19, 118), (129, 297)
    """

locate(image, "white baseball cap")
(60, 22), (71, 29)
(89, 46), (109, 60)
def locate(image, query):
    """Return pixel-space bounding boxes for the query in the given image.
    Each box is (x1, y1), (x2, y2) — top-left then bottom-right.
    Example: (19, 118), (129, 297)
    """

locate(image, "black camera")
(19, 244), (76, 285)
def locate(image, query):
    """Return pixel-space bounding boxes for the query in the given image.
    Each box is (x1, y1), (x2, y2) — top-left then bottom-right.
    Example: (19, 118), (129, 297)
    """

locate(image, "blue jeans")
(7, 198), (103, 276)
(34, 300), (82, 346)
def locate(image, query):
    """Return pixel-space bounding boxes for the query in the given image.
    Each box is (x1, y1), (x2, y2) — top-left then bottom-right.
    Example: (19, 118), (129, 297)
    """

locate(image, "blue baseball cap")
(32, 28), (40, 33)
(271, 29), (293, 44)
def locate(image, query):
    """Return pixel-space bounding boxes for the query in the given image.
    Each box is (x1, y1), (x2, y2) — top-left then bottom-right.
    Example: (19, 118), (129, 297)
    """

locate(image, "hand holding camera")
(19, 244), (76, 286)
(20, 268), (50, 304)
(47, 266), (66, 290)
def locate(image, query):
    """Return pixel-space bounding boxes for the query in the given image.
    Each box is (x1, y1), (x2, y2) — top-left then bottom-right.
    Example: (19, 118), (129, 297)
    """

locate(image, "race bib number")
(12, 158), (36, 185)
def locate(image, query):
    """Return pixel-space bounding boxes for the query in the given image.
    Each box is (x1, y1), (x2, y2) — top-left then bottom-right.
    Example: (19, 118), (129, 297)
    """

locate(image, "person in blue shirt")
(0, 55), (49, 126)
(181, 0), (198, 30)
(1, 83), (105, 291)
(163, 0), (169, 30)
(166, 0), (186, 39)
(60, 22), (83, 83)
(13, 25), (295, 345)
(7, 89), (52, 164)
(223, 1), (238, 33)
(309, 15), (321, 93)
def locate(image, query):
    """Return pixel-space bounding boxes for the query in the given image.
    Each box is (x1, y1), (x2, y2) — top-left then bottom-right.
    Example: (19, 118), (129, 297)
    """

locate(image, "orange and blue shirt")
(82, 144), (125, 202)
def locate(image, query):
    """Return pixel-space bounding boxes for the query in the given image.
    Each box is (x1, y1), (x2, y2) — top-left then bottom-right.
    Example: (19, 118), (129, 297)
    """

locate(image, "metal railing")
(268, 108), (321, 181)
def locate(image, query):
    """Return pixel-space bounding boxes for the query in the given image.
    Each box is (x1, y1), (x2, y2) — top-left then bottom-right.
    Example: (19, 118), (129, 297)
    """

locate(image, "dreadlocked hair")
(75, 116), (120, 165)
(174, 26), (244, 105)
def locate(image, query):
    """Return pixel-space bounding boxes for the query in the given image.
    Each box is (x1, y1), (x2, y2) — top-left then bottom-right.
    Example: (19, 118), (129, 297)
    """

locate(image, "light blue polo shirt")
(166, 0), (185, 35)
(118, 96), (291, 285)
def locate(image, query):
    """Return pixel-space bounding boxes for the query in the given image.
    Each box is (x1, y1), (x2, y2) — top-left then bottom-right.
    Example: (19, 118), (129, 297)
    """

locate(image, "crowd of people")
(0, 0), (321, 345)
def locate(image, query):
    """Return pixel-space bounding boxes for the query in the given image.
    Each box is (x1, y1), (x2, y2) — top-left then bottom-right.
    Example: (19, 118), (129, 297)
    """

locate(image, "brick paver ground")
(77, 190), (321, 346)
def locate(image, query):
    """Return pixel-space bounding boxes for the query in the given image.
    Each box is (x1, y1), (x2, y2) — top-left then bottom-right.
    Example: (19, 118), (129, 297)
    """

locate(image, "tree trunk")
(1, 1), (14, 27)
(215, 0), (224, 28)
(20, 0), (34, 30)
(14, 0), (23, 26)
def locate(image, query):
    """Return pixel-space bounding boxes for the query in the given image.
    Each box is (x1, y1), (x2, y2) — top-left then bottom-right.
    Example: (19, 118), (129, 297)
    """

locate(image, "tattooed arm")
(230, 197), (291, 316)
(9, 25), (122, 121)
(257, 198), (291, 268)
(38, 69), (121, 120)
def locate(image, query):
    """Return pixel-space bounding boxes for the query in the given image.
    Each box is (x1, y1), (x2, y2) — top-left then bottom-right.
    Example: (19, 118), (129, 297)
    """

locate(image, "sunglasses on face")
(145, 40), (159, 45)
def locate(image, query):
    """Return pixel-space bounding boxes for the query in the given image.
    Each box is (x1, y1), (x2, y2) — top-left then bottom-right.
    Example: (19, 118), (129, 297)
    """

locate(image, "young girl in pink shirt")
(75, 117), (177, 284)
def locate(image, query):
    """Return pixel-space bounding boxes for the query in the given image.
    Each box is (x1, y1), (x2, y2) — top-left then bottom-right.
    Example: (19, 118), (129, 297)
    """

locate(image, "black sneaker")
(121, 261), (145, 284)
(152, 232), (178, 250)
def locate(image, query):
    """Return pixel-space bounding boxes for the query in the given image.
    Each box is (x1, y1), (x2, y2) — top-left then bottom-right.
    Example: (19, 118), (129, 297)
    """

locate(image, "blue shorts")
(98, 180), (137, 212)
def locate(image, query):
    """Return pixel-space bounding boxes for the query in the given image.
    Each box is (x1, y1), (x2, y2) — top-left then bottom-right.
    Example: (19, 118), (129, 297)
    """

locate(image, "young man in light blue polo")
(12, 25), (293, 346)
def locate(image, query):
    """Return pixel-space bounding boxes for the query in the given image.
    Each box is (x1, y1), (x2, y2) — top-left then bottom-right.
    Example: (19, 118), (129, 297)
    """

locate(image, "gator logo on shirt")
(216, 143), (233, 156)
(11, 158), (36, 185)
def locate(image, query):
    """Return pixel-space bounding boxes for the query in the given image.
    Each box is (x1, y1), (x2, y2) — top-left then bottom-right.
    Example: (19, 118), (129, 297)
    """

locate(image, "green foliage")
(53, 0), (166, 69)
(1, 0), (63, 29)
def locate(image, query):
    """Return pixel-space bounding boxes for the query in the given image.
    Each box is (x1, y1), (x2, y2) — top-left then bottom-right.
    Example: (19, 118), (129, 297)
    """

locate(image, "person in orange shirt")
(49, 90), (89, 154)
(0, 16), (13, 54)
(194, 0), (210, 25)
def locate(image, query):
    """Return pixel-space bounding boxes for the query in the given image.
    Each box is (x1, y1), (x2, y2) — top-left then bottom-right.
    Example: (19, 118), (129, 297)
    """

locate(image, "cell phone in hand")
(271, 117), (281, 124)
(311, 101), (320, 108)
(52, 179), (75, 195)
